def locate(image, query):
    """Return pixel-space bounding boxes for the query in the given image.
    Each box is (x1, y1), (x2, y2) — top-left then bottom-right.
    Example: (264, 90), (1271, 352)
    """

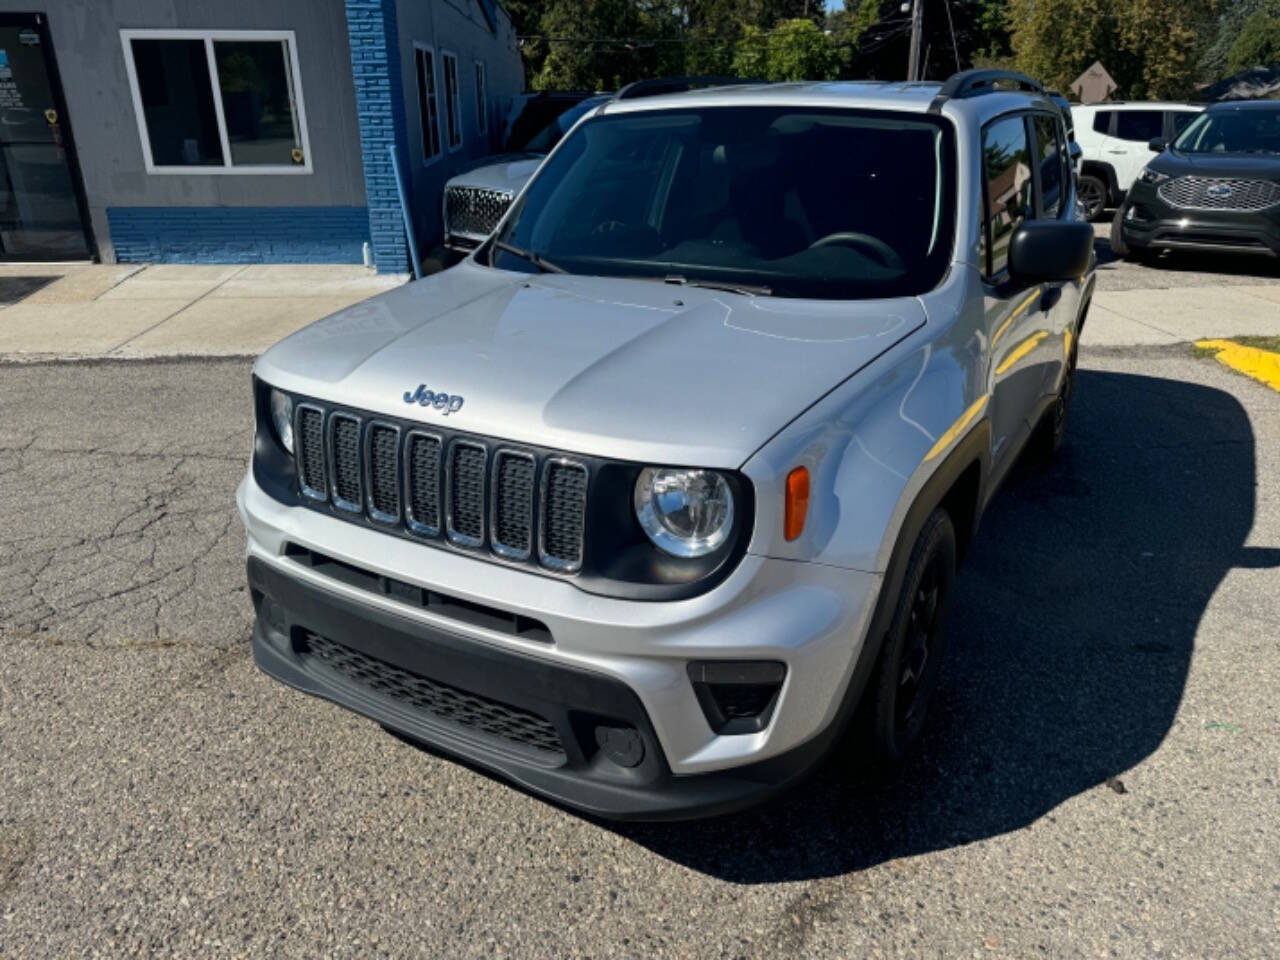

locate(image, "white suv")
(1071, 102), (1203, 219)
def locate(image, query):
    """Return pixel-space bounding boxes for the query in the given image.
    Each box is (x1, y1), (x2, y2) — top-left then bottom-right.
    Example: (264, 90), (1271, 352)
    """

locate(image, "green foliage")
(1201, 0), (1278, 80)
(1226, 4), (1280, 72)
(1009, 0), (1219, 99)
(732, 18), (841, 81)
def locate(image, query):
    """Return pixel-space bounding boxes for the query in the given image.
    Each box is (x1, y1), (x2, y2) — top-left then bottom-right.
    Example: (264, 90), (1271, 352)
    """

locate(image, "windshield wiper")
(664, 274), (773, 297)
(491, 239), (566, 274)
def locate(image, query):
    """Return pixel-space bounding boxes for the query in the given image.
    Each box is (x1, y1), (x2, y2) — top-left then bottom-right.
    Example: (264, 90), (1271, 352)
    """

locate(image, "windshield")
(1173, 109), (1280, 155)
(522, 96), (610, 154)
(504, 96), (590, 153)
(490, 107), (956, 300)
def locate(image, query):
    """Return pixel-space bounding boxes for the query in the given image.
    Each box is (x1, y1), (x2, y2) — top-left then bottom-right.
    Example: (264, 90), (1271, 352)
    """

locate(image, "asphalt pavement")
(2, 307), (1279, 955)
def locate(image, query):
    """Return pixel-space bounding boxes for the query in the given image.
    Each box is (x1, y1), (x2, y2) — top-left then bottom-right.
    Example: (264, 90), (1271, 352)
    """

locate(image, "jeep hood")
(255, 262), (924, 467)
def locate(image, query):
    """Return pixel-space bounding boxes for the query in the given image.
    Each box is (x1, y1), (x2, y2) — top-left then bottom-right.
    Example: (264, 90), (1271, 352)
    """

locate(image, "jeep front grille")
(1157, 176), (1280, 212)
(292, 401), (589, 574)
(444, 185), (514, 239)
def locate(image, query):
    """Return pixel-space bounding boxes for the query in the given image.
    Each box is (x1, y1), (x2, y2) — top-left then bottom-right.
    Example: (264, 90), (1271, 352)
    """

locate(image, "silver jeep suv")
(238, 70), (1096, 820)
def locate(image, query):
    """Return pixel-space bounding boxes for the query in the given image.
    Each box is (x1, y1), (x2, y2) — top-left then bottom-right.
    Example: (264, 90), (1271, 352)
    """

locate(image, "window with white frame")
(121, 29), (311, 173)
(474, 61), (487, 137)
(415, 44), (441, 163)
(442, 51), (462, 150)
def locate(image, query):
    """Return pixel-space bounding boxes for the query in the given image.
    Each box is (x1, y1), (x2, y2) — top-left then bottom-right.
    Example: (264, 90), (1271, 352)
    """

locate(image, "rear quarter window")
(1092, 111), (1113, 135)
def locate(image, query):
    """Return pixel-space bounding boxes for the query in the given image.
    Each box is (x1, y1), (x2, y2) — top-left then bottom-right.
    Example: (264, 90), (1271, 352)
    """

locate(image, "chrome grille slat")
(1157, 176), (1280, 212)
(289, 400), (588, 576)
(446, 440), (487, 547)
(540, 459), (588, 572)
(328, 414), (362, 513)
(491, 449), (535, 560)
(444, 186), (514, 239)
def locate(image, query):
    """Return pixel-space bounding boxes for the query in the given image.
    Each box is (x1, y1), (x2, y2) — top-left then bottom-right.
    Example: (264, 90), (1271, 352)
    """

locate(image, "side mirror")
(1007, 220), (1094, 285)
(1148, 136), (1168, 153)
(1068, 140), (1082, 170)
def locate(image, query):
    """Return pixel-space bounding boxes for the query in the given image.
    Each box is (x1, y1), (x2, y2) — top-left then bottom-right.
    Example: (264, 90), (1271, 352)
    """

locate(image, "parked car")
(1071, 101), (1204, 219)
(1112, 99), (1280, 261)
(443, 92), (611, 253)
(443, 78), (760, 252)
(240, 69), (1095, 820)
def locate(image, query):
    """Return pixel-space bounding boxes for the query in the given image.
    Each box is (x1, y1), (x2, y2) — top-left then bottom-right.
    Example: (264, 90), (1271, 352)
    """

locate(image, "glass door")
(0, 13), (91, 260)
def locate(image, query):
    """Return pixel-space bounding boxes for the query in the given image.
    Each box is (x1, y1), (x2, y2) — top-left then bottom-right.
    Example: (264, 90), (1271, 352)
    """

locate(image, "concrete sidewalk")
(1088, 284), (1280, 346)
(0, 259), (1275, 359)
(0, 263), (406, 359)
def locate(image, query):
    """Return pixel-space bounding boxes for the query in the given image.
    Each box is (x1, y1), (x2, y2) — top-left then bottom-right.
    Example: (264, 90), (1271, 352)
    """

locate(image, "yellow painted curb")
(1196, 339), (1280, 394)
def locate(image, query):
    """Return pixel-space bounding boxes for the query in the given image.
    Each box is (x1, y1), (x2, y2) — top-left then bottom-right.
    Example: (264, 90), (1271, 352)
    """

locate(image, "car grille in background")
(299, 631), (565, 760)
(292, 402), (589, 574)
(444, 186), (514, 239)
(1157, 176), (1280, 212)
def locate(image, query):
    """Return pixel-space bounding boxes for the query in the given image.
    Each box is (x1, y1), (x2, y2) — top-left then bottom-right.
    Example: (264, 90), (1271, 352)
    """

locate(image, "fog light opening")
(688, 661), (786, 735)
(594, 724), (645, 768)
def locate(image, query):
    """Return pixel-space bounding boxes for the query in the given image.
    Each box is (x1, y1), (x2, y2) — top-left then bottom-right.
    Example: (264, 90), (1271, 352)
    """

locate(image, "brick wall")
(106, 207), (370, 264)
(344, 0), (411, 274)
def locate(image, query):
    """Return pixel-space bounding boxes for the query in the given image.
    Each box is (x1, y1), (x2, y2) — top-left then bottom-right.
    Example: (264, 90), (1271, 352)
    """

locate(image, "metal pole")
(907, 0), (924, 81)
(387, 142), (423, 280)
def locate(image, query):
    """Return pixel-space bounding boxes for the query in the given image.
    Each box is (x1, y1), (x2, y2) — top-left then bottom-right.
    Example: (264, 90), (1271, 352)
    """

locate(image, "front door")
(0, 13), (91, 260)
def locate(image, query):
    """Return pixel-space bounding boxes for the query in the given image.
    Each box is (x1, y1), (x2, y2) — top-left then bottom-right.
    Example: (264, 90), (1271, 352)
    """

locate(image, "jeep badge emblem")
(403, 384), (464, 416)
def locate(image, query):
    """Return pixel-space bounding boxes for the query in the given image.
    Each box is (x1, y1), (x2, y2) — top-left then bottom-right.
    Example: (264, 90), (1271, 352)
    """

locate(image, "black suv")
(1113, 100), (1280, 261)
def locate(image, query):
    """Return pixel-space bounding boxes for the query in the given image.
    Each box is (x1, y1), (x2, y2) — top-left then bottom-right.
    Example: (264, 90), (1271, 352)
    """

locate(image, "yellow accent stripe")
(1197, 339), (1280, 393)
(995, 329), (1050, 376)
(1064, 326), (1074, 360)
(924, 395), (989, 461)
(992, 290), (1040, 346)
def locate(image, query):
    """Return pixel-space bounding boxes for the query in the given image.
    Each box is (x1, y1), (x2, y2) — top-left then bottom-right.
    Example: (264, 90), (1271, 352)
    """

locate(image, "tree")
(1226, 3), (1280, 73)
(1201, 0), (1278, 81)
(530, 0), (684, 91)
(732, 19), (840, 80)
(1118, 0), (1219, 98)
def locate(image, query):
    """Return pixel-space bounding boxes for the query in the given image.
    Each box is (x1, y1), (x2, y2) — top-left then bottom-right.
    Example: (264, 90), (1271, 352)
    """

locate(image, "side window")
(414, 45), (441, 163)
(1170, 111), (1198, 136)
(981, 115), (1033, 279)
(474, 61), (488, 137)
(1033, 114), (1065, 218)
(1092, 111), (1113, 135)
(1115, 110), (1163, 143)
(442, 51), (462, 150)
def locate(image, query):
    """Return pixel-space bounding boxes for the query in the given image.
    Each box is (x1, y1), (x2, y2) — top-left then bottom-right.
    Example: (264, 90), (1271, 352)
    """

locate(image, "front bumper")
(1120, 183), (1280, 256)
(238, 472), (884, 819)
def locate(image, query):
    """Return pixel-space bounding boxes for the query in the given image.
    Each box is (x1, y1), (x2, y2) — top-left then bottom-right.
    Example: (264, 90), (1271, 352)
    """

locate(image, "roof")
(1206, 98), (1280, 111)
(595, 79), (1055, 127)
(1071, 101), (1200, 111)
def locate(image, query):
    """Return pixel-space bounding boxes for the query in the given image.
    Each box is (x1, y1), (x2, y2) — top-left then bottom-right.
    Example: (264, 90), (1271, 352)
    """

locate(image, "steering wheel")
(591, 220), (628, 236)
(809, 232), (906, 272)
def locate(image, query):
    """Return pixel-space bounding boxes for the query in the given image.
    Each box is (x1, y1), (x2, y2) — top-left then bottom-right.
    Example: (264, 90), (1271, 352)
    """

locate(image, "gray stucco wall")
(0, 0), (366, 261)
(393, 0), (523, 249)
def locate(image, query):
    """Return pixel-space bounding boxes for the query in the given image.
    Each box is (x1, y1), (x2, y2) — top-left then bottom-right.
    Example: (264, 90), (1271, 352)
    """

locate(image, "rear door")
(1111, 109), (1165, 191)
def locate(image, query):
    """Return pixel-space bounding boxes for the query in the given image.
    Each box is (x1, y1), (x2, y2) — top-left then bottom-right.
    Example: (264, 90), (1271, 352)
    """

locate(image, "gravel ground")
(1, 351), (1278, 958)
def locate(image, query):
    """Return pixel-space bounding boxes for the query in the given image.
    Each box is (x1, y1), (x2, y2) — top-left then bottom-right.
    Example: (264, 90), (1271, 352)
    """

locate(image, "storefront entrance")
(0, 13), (92, 260)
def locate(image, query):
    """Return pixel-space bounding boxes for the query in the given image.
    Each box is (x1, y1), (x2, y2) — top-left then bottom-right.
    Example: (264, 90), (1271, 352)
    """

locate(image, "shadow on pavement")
(617, 369), (1279, 882)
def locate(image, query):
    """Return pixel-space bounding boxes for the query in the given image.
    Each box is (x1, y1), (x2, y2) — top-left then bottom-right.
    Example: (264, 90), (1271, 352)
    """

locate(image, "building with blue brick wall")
(0, 0), (522, 272)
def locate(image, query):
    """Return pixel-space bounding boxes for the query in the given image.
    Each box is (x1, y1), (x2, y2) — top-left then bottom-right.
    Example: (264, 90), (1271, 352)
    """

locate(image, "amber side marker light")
(784, 466), (810, 541)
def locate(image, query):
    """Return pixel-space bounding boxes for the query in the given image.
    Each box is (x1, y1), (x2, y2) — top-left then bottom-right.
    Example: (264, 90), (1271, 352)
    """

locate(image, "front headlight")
(1139, 168), (1169, 185)
(634, 467), (734, 558)
(269, 388), (294, 454)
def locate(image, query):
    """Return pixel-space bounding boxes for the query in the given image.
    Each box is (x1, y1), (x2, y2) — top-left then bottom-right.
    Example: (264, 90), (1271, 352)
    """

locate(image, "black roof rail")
(614, 75), (764, 101)
(928, 68), (1044, 113)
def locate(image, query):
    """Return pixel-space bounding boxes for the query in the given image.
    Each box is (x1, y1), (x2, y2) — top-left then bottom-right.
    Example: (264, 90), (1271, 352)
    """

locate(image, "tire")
(861, 509), (957, 768)
(1078, 173), (1108, 221)
(1110, 205), (1131, 259)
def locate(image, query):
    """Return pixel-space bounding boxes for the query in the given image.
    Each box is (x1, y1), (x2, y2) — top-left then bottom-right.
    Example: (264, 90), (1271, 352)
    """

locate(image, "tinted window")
(1173, 109), (1280, 154)
(1033, 114), (1065, 218)
(493, 107), (957, 300)
(130, 38), (224, 166)
(504, 97), (586, 152)
(213, 40), (303, 166)
(1092, 111), (1112, 135)
(1170, 111), (1198, 135)
(981, 115), (1033, 278)
(1115, 110), (1163, 142)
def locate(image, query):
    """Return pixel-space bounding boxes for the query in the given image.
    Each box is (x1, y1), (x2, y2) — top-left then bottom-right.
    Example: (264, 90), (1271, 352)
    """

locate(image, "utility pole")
(906, 0), (924, 81)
